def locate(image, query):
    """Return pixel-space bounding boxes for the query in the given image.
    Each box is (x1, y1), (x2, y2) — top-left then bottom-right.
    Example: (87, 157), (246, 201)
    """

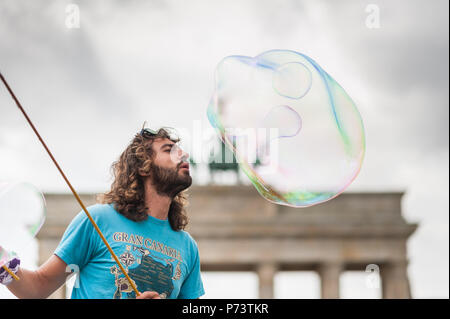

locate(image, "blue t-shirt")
(55, 203), (204, 299)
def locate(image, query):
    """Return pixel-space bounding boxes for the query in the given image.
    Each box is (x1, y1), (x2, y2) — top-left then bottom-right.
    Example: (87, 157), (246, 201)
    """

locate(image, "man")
(0, 127), (204, 299)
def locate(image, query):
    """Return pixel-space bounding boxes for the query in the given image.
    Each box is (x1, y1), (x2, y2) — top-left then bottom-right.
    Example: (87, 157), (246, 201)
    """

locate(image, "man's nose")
(180, 150), (189, 162)
(173, 146), (189, 160)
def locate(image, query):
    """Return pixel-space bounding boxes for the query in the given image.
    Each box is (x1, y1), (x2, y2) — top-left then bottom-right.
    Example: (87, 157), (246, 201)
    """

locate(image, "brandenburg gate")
(37, 185), (417, 299)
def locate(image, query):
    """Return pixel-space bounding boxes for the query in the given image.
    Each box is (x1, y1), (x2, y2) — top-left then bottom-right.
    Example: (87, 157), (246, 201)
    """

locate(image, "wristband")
(0, 257), (21, 286)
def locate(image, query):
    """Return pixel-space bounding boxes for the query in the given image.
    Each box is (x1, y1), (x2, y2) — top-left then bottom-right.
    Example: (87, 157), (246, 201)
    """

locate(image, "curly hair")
(97, 128), (189, 231)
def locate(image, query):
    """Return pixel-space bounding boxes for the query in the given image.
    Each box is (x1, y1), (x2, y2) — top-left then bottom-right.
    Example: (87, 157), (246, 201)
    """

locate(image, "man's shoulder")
(72, 203), (117, 223)
(177, 229), (199, 250)
(86, 203), (116, 215)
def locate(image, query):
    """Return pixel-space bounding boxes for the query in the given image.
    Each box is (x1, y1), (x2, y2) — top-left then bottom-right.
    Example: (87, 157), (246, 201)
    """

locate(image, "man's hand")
(5, 254), (70, 299)
(136, 291), (161, 299)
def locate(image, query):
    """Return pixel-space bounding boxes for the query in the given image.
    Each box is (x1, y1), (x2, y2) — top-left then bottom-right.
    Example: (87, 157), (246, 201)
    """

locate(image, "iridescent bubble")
(0, 246), (16, 268)
(207, 50), (366, 207)
(0, 182), (46, 255)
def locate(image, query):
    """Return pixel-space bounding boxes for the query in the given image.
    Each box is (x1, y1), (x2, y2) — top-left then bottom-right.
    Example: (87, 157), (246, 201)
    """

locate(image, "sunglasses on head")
(140, 127), (158, 137)
(139, 120), (158, 137)
(139, 123), (179, 142)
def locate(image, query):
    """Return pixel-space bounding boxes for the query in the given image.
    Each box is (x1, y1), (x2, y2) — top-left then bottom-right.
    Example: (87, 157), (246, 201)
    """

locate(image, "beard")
(149, 162), (192, 198)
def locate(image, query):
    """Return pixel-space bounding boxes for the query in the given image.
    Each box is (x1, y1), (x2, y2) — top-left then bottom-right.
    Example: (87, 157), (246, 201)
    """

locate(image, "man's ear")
(138, 168), (151, 177)
(138, 159), (154, 177)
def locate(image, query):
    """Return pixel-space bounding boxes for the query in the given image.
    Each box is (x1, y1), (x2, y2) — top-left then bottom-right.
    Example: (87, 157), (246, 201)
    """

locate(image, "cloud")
(0, 0), (448, 297)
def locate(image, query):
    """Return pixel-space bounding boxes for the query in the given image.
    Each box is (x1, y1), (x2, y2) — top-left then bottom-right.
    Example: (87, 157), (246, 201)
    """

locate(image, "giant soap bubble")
(207, 50), (365, 207)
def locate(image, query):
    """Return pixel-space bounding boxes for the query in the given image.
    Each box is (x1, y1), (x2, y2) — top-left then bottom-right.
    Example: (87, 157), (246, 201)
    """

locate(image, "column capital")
(318, 261), (345, 272)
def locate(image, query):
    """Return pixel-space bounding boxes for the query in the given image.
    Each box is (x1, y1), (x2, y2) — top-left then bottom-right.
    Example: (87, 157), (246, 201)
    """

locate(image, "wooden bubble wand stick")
(0, 72), (140, 297)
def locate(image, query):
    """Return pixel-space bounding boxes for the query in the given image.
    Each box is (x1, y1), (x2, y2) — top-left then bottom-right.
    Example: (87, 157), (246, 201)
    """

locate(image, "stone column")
(257, 263), (278, 298)
(380, 261), (412, 299)
(318, 262), (343, 299)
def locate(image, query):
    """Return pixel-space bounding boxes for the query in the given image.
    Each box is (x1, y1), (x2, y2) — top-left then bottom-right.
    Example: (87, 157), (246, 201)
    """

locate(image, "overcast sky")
(0, 0), (448, 298)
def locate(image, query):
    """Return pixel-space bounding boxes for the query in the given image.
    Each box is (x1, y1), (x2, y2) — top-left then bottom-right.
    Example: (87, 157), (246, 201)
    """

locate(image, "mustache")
(176, 160), (188, 169)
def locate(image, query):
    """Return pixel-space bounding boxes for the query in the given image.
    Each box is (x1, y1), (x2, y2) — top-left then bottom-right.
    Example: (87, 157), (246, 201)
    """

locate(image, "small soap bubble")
(272, 62), (312, 99)
(262, 105), (302, 139)
(0, 182), (46, 255)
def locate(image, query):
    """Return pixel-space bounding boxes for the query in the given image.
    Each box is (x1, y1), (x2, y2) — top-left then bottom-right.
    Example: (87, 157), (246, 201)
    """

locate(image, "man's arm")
(6, 254), (69, 299)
